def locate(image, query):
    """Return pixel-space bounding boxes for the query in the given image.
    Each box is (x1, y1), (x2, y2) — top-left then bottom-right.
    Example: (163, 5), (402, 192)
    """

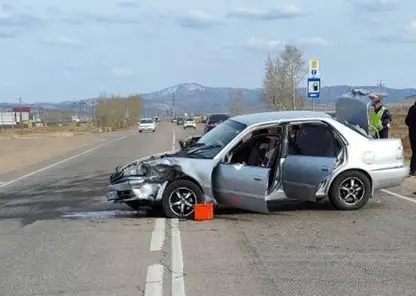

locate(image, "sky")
(0, 0), (415, 103)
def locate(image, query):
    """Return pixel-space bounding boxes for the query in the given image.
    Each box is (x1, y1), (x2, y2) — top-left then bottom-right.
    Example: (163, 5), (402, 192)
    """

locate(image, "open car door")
(282, 123), (338, 202)
(335, 96), (372, 135)
(212, 163), (270, 213)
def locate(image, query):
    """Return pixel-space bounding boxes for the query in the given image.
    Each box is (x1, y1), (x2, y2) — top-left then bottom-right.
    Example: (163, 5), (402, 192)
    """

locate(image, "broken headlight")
(123, 162), (148, 176)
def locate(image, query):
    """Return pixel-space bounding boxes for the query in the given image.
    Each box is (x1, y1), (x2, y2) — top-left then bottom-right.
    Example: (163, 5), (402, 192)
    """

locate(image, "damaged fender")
(108, 151), (218, 204)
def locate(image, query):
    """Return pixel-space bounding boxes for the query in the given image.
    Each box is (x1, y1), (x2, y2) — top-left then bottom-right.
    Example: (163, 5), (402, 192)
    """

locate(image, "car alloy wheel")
(338, 177), (365, 205)
(328, 170), (371, 210)
(168, 187), (197, 218)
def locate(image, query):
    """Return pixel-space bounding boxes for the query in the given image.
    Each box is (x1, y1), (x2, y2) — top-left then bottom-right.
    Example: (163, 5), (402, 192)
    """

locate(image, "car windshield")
(140, 119), (153, 124)
(185, 119), (194, 121)
(208, 114), (229, 123)
(190, 119), (247, 158)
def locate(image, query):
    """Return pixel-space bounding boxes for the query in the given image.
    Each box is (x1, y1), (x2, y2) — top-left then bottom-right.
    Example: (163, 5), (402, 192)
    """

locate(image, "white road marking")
(171, 218), (186, 296)
(144, 263), (164, 296)
(381, 189), (416, 204)
(0, 134), (130, 189)
(150, 218), (166, 251)
(172, 129), (176, 152)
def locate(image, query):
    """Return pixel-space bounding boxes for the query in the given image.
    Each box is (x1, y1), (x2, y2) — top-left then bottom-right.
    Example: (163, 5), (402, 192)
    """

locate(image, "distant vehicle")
(138, 118), (156, 133)
(176, 117), (184, 125)
(171, 118), (177, 123)
(107, 100), (407, 218)
(153, 116), (160, 122)
(204, 113), (230, 134)
(183, 118), (196, 129)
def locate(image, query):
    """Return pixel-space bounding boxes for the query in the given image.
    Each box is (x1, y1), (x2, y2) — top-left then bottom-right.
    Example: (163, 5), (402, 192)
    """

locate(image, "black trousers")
(410, 131), (416, 172)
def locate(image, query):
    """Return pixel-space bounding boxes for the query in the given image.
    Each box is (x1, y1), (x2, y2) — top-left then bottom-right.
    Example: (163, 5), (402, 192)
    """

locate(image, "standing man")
(405, 101), (416, 176)
(369, 94), (392, 139)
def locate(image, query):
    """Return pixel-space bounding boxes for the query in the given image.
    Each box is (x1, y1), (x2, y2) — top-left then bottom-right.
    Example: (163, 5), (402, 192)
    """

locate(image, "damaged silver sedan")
(106, 98), (408, 219)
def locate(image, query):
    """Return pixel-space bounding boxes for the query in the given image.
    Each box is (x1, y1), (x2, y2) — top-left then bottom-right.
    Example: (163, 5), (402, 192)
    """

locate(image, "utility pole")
(19, 97), (23, 133)
(172, 93), (175, 118)
(377, 79), (385, 88)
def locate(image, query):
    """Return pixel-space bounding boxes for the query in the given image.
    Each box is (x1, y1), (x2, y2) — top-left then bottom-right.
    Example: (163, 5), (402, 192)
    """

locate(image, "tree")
(261, 44), (307, 111)
(94, 94), (143, 130)
(231, 88), (245, 115)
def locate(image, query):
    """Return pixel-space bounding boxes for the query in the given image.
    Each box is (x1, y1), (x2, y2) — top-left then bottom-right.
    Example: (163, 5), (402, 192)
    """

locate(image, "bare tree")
(94, 94), (143, 131)
(261, 44), (307, 111)
(231, 88), (245, 115)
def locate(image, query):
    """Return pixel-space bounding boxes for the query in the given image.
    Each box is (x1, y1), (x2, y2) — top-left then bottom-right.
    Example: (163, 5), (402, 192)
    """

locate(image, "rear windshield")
(185, 118), (194, 121)
(208, 114), (229, 122)
(140, 119), (153, 123)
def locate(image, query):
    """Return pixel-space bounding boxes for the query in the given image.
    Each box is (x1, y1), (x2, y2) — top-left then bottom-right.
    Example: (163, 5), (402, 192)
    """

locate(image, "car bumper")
(139, 127), (155, 131)
(107, 178), (167, 203)
(184, 124), (196, 128)
(371, 166), (409, 190)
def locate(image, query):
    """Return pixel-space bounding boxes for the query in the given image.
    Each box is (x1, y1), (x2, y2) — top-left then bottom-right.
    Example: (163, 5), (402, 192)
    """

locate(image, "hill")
(1, 83), (415, 115)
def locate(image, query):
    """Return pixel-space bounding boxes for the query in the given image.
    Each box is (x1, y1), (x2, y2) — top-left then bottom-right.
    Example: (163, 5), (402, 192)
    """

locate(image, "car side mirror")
(115, 165), (122, 172)
(179, 140), (185, 149)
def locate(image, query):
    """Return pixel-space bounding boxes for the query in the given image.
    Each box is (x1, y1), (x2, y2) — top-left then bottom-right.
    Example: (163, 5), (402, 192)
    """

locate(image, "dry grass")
(0, 124), (100, 138)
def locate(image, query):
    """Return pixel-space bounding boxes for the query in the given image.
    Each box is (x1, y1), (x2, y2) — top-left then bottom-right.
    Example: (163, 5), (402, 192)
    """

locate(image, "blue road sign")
(307, 77), (320, 99)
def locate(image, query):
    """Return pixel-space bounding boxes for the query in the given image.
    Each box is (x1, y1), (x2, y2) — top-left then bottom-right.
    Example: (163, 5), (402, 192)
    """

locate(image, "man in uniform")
(369, 93), (392, 139)
(405, 101), (416, 176)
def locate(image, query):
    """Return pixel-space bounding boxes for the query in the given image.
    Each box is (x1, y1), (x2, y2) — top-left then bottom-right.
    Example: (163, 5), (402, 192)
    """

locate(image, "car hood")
(335, 96), (370, 134)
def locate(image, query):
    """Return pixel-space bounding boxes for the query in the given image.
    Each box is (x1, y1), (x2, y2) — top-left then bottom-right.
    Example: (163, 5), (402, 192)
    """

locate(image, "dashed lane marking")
(144, 264), (164, 296)
(171, 218), (186, 296)
(150, 218), (166, 251)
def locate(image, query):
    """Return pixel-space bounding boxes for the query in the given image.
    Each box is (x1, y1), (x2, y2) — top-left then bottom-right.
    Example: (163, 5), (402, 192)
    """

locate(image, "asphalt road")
(0, 122), (415, 296)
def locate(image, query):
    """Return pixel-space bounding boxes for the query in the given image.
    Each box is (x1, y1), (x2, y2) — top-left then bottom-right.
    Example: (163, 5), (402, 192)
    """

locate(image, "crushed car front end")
(107, 154), (178, 206)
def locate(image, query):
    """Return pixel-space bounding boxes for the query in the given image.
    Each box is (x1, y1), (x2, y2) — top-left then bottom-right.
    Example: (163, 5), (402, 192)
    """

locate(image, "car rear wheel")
(329, 170), (371, 210)
(152, 129), (155, 132)
(162, 180), (203, 219)
(139, 130), (142, 133)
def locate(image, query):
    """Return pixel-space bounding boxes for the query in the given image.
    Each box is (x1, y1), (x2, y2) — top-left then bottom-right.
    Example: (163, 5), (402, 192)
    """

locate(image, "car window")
(185, 118), (194, 121)
(140, 119), (153, 124)
(288, 123), (340, 157)
(195, 119), (247, 158)
(208, 114), (229, 122)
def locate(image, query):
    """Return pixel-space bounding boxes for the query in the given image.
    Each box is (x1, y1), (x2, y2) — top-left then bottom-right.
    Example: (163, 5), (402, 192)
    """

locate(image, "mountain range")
(1, 83), (415, 115)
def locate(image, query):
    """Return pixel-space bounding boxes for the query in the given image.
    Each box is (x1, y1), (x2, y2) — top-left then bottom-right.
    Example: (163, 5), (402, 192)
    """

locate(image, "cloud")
(116, 1), (140, 9)
(349, 0), (398, 12)
(177, 10), (221, 29)
(111, 67), (135, 77)
(375, 20), (416, 43)
(0, 7), (42, 27)
(227, 5), (305, 20)
(59, 11), (141, 25)
(296, 37), (330, 46)
(245, 38), (284, 52)
(0, 31), (16, 38)
(42, 36), (82, 47)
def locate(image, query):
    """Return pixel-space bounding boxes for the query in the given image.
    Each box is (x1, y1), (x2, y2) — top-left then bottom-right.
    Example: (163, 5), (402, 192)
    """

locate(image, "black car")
(176, 117), (184, 125)
(203, 113), (230, 134)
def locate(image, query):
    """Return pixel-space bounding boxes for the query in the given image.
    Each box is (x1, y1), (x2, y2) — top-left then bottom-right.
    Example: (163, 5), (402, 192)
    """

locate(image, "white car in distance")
(138, 118), (156, 133)
(183, 118), (196, 129)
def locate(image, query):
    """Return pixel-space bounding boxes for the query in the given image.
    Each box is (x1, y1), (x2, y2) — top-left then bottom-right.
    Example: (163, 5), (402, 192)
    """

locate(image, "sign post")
(307, 59), (320, 108)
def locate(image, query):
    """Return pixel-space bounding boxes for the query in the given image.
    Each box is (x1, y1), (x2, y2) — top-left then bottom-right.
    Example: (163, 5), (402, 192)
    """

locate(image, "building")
(0, 107), (31, 128)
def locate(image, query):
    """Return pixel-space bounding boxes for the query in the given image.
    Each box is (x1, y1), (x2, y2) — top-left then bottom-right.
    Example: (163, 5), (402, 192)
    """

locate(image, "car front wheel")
(328, 170), (371, 210)
(162, 180), (203, 219)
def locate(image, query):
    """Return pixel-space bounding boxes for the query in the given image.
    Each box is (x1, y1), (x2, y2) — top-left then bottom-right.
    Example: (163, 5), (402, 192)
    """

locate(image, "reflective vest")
(370, 107), (385, 136)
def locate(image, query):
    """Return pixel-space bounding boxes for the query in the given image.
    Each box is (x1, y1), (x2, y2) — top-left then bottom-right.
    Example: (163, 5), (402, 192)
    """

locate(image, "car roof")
(140, 118), (153, 121)
(231, 111), (332, 126)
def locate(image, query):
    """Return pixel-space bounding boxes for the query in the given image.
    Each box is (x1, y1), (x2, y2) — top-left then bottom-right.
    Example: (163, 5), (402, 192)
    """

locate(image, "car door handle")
(321, 166), (329, 172)
(253, 176), (263, 181)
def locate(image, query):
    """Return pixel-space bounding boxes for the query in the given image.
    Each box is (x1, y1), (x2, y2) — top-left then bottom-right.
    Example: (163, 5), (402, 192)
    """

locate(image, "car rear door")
(282, 123), (337, 201)
(212, 163), (270, 213)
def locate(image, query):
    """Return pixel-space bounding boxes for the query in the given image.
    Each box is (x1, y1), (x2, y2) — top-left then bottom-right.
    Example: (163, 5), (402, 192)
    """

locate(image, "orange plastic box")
(194, 203), (214, 221)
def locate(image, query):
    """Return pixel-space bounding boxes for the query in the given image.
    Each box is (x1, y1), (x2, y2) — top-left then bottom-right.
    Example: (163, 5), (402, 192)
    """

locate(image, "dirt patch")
(0, 133), (104, 176)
